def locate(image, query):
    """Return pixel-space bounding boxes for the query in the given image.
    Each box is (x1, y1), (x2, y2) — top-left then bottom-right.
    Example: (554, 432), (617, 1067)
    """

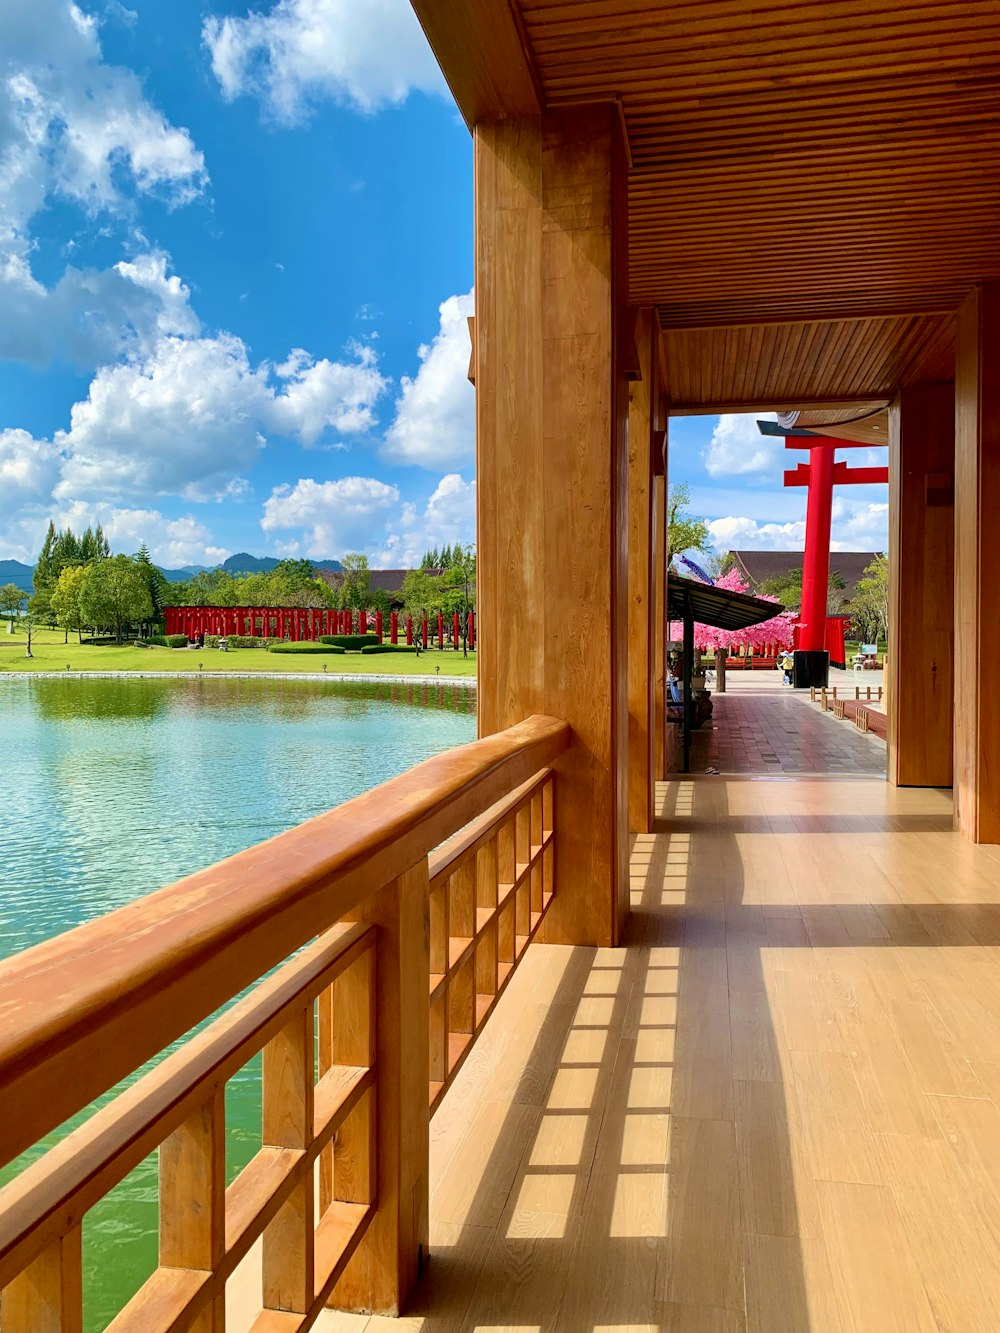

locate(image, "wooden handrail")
(0, 714), (570, 1171)
(0, 922), (375, 1293)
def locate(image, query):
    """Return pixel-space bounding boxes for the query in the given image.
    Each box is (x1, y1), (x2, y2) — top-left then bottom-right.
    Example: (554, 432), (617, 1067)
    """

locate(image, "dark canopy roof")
(667, 574), (784, 632)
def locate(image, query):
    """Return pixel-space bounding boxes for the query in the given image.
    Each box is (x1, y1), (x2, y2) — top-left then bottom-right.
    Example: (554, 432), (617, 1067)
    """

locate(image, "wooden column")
(627, 308), (656, 833)
(652, 469), (666, 785)
(955, 284), (1000, 840)
(887, 382), (954, 788)
(476, 106), (630, 946)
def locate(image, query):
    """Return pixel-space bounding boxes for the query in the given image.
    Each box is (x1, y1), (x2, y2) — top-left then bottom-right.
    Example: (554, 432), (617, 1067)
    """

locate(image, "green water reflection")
(1, 676), (477, 1329)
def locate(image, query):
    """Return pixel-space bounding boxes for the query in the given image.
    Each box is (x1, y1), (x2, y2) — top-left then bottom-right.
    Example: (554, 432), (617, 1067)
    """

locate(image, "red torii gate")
(759, 420), (888, 660)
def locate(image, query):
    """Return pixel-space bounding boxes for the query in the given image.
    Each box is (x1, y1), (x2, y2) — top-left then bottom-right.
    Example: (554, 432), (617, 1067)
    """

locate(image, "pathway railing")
(0, 714), (569, 1331)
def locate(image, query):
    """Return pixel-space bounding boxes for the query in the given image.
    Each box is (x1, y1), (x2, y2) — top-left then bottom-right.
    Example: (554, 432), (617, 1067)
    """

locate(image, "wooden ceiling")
(410, 0), (997, 409)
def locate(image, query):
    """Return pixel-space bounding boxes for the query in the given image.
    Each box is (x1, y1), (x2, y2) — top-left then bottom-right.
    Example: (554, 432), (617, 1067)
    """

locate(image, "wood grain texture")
(408, 0), (999, 416)
(955, 284), (1000, 841)
(332, 864), (430, 1315)
(627, 307), (655, 833)
(0, 715), (568, 1170)
(887, 380), (955, 788)
(475, 107), (628, 946)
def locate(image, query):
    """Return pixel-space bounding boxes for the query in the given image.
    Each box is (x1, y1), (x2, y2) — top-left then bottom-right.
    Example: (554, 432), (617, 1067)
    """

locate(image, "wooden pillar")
(475, 106), (629, 946)
(887, 381), (954, 788)
(627, 308), (655, 833)
(955, 284), (1000, 839)
(652, 469), (666, 783)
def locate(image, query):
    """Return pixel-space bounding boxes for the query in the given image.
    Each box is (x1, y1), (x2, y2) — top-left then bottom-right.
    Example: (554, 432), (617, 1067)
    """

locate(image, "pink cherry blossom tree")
(669, 568), (797, 654)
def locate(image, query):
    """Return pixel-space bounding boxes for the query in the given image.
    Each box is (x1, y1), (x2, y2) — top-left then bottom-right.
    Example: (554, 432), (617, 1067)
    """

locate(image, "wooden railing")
(0, 714), (569, 1331)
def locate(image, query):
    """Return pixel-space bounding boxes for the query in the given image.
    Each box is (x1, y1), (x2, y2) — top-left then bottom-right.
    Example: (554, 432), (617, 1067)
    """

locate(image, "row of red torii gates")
(163, 606), (476, 649)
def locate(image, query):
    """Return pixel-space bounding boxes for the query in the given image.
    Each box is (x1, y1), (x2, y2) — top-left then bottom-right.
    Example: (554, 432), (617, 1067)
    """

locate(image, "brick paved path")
(690, 687), (886, 776)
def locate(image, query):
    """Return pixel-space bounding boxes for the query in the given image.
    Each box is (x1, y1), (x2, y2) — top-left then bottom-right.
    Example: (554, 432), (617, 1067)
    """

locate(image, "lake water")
(0, 676), (477, 1329)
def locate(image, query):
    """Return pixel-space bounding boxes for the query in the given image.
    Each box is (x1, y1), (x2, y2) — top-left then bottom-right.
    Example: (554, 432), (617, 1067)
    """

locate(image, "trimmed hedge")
(148, 634), (190, 648)
(267, 642), (346, 655)
(360, 644), (416, 655)
(317, 634), (380, 650)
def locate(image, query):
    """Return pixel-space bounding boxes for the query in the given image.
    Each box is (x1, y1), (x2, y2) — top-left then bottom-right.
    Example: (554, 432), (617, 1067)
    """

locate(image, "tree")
(757, 567), (846, 615)
(338, 553), (371, 610)
(667, 483), (710, 565)
(136, 544), (170, 631)
(669, 568), (796, 653)
(51, 565), (88, 643)
(0, 582), (23, 632)
(79, 556), (153, 644)
(851, 553), (889, 646)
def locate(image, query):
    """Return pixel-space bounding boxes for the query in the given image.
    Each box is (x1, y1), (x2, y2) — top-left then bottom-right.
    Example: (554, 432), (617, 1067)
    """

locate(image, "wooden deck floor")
(318, 761), (1000, 1331)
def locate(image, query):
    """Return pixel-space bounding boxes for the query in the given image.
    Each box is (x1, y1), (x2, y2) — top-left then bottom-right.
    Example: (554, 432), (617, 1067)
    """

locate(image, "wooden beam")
(475, 106), (629, 946)
(668, 396), (891, 416)
(887, 382), (954, 789)
(954, 285), (1000, 841)
(408, 0), (541, 126)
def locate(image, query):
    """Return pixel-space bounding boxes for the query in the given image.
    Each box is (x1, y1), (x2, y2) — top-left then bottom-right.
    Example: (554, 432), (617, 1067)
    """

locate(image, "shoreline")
(0, 670), (478, 687)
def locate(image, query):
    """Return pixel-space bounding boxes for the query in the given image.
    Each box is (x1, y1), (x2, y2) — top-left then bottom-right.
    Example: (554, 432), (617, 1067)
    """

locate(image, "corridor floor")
(692, 685), (886, 776)
(317, 696), (1000, 1333)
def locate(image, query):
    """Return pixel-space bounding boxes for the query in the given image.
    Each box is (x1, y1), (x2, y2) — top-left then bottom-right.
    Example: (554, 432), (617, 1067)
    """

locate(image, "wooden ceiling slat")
(409, 0), (995, 405)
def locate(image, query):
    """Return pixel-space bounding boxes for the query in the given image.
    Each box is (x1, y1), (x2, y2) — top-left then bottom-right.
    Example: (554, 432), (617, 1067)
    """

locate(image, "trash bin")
(793, 649), (829, 689)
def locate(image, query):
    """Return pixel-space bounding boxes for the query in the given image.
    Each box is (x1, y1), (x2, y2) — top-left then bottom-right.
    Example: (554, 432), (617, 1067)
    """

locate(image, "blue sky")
(0, 0), (889, 569)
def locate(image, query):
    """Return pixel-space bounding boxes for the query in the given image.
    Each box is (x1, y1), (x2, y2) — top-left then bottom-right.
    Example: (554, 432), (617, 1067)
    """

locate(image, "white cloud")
(372, 473), (476, 566)
(703, 412), (780, 478)
(51, 332), (388, 504)
(830, 498), (889, 552)
(707, 516), (807, 551)
(0, 428), (62, 508)
(382, 291), (475, 470)
(0, 250), (201, 368)
(270, 343), (388, 443)
(203, 0), (445, 122)
(707, 498), (888, 554)
(0, 3), (206, 367)
(56, 500), (230, 566)
(54, 334), (273, 503)
(261, 476), (401, 558)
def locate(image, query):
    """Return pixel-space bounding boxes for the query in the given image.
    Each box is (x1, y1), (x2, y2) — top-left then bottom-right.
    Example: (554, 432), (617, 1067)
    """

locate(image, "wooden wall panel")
(954, 285), (1000, 842)
(475, 106), (628, 947)
(887, 382), (954, 789)
(627, 308), (654, 833)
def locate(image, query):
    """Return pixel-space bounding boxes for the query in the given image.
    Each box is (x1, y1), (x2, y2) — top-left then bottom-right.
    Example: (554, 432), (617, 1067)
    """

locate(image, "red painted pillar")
(359, 609), (368, 635)
(469, 609), (475, 649)
(375, 610), (383, 642)
(406, 614), (413, 646)
(800, 443), (835, 652)
(390, 610), (398, 645)
(421, 615), (428, 649)
(437, 612), (444, 648)
(453, 611), (460, 650)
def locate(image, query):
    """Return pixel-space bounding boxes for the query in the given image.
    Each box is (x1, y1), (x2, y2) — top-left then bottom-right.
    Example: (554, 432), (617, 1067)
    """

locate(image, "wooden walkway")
(318, 725), (1000, 1331)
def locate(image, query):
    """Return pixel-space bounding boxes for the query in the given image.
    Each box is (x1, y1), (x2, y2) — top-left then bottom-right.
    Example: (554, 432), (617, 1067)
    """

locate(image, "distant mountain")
(220, 553), (343, 576)
(0, 560), (32, 596)
(0, 554), (343, 594)
(156, 565), (209, 583)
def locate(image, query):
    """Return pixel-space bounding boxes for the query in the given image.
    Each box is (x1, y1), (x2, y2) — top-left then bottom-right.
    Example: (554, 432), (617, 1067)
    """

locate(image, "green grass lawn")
(0, 625), (478, 677)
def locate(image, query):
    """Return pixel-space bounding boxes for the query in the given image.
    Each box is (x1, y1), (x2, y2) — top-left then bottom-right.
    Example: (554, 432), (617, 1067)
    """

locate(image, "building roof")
(410, 0), (985, 411)
(728, 551), (880, 606)
(667, 574), (784, 633)
(316, 568), (441, 599)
